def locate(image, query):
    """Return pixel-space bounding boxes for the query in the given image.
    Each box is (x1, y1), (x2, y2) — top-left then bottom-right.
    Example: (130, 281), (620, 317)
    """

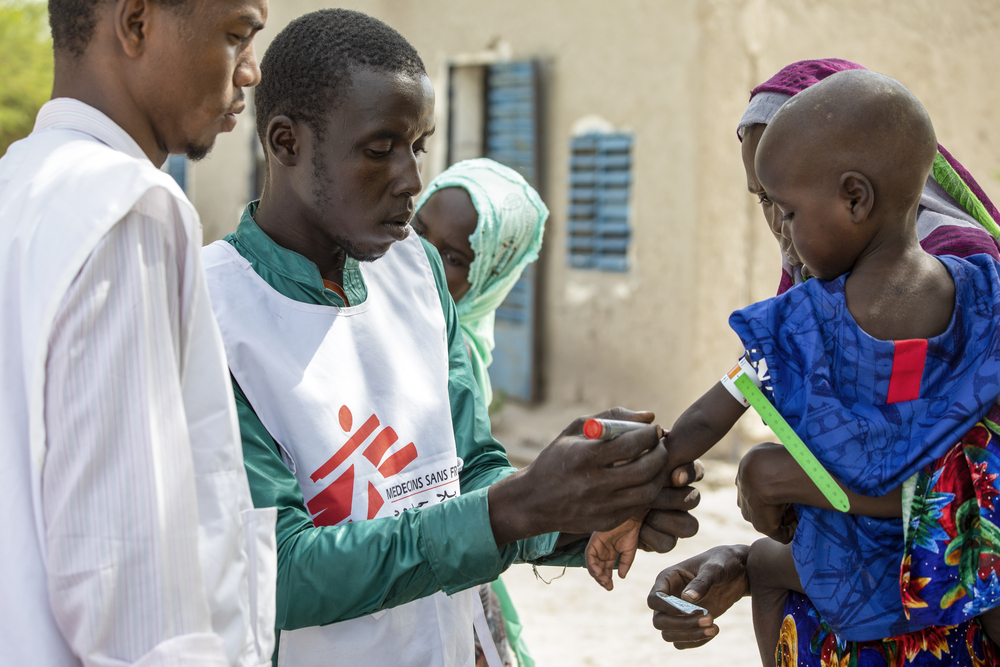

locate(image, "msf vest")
(203, 232), (479, 667)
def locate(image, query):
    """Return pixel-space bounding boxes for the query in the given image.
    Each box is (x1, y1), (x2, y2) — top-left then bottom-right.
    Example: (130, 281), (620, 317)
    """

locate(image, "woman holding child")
(648, 59), (1000, 666)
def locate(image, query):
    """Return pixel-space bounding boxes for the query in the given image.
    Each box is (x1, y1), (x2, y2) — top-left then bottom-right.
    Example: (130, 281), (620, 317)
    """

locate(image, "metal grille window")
(567, 133), (633, 271)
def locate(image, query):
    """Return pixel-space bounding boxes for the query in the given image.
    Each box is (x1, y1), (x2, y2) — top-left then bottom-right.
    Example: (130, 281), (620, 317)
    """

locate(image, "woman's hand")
(737, 442), (904, 537)
(648, 545), (750, 648)
(737, 443), (799, 543)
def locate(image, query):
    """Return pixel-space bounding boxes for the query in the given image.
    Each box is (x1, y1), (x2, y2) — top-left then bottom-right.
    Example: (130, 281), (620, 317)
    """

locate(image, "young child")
(591, 70), (1000, 664)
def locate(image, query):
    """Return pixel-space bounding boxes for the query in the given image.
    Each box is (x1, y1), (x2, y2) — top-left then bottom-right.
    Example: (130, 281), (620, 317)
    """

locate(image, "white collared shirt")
(0, 99), (276, 667)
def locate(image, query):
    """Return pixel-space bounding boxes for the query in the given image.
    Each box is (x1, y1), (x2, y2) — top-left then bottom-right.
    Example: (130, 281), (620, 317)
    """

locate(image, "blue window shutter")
(165, 155), (187, 193)
(484, 61), (540, 402)
(567, 133), (633, 271)
(486, 61), (537, 184)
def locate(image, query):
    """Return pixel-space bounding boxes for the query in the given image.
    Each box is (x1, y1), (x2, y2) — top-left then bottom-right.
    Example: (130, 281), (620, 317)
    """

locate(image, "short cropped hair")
(49, 0), (191, 58)
(254, 8), (426, 147)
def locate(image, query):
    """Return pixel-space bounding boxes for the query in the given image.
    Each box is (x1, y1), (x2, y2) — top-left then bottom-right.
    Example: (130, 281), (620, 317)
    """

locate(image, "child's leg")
(747, 538), (803, 667)
(981, 607), (1000, 647)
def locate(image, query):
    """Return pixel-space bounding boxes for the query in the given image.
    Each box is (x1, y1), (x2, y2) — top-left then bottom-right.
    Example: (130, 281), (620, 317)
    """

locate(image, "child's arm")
(585, 516), (643, 591)
(747, 538), (804, 667)
(665, 381), (748, 467)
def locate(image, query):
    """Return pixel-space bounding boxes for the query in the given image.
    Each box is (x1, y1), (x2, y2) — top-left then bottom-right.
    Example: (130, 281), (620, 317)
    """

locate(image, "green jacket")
(223, 203), (584, 661)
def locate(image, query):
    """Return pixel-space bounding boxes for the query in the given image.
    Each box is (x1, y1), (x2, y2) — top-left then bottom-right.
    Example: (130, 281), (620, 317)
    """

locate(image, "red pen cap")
(583, 418), (604, 440)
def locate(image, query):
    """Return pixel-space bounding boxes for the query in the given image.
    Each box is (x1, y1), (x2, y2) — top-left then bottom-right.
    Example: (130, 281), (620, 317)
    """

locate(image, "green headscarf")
(416, 158), (548, 407)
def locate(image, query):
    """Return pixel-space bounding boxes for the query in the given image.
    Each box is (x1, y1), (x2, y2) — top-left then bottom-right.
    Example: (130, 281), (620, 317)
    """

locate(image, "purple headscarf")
(739, 58), (1000, 294)
(744, 58), (1000, 227)
(750, 58), (866, 98)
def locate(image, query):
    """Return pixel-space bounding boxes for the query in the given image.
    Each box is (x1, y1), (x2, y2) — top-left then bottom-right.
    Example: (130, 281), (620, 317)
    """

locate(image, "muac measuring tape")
(722, 356), (851, 513)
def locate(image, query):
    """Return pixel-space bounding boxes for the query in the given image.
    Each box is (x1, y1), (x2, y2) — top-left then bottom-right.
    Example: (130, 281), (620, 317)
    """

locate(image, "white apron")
(0, 102), (276, 666)
(203, 233), (481, 667)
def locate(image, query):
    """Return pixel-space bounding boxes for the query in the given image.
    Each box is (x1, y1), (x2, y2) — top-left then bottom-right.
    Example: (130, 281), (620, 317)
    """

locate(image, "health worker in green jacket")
(201, 9), (703, 667)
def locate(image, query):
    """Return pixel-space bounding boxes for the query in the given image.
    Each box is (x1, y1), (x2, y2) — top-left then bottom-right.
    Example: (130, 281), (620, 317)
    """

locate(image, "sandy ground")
(492, 402), (766, 667)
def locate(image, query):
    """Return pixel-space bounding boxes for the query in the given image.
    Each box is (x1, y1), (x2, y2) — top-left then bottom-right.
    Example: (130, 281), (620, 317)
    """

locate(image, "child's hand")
(585, 516), (644, 591)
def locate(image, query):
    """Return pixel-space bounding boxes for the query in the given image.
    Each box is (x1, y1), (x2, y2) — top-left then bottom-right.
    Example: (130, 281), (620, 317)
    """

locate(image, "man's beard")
(333, 235), (385, 263)
(185, 142), (214, 162)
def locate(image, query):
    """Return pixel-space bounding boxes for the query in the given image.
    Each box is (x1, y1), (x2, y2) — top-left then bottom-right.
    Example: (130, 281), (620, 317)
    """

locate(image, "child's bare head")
(754, 70), (937, 280)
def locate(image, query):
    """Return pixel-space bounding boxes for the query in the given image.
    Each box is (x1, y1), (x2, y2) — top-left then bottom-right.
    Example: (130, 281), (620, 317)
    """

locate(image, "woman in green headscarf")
(413, 158), (548, 667)
(414, 157), (548, 408)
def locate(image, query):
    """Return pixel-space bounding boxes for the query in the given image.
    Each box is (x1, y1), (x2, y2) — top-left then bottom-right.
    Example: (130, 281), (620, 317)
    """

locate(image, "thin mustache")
(227, 93), (246, 113)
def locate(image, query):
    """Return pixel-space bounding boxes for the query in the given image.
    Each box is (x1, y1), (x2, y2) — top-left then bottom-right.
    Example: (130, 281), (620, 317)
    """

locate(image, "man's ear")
(267, 115), (302, 168)
(841, 171), (873, 224)
(114, 0), (151, 58)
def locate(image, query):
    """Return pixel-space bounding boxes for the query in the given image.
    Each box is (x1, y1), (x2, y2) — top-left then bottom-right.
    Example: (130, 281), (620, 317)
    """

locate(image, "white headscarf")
(416, 158), (548, 406)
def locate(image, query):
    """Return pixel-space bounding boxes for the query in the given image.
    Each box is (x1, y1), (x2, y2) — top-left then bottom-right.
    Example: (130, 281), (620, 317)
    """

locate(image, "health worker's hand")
(636, 465), (703, 553)
(488, 408), (671, 546)
(648, 544), (750, 649)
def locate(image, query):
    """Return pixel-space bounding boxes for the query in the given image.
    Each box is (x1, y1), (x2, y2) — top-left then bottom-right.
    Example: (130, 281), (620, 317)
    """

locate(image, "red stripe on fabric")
(886, 339), (928, 404)
(367, 482), (385, 519)
(310, 414), (380, 482)
(363, 427), (398, 467)
(306, 465), (354, 526)
(378, 443), (418, 478)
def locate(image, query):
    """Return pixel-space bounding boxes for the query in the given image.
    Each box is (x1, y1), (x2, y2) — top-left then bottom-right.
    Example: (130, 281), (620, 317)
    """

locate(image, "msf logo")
(305, 405), (418, 526)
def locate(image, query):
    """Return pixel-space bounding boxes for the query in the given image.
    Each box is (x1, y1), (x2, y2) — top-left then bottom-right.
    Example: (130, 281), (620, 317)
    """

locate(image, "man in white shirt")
(0, 1), (274, 665)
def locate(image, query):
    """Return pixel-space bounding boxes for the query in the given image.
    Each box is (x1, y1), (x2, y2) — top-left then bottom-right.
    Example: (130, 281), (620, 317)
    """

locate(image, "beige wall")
(191, 0), (1000, 440)
(188, 106), (257, 243)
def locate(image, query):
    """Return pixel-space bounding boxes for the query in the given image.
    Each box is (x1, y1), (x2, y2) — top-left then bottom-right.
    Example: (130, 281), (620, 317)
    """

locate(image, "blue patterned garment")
(730, 254), (1000, 642)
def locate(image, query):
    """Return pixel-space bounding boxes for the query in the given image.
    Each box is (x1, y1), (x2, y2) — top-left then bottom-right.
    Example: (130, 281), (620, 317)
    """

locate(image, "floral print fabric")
(777, 591), (999, 667)
(903, 416), (1000, 628)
